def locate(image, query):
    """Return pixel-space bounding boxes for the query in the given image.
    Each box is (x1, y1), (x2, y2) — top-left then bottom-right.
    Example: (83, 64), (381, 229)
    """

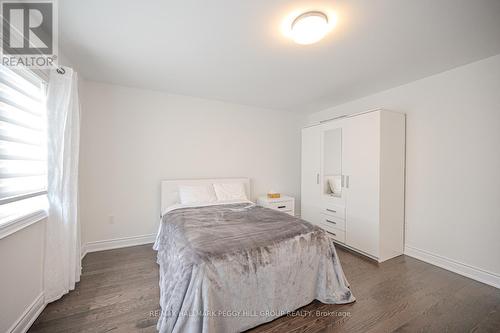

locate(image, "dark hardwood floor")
(29, 244), (500, 333)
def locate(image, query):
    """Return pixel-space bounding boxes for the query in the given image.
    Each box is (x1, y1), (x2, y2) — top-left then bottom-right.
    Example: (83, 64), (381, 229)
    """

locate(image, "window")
(0, 65), (47, 227)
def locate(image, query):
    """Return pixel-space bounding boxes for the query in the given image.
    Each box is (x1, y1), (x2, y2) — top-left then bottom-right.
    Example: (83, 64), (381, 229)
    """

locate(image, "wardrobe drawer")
(322, 204), (345, 219)
(320, 214), (345, 231)
(323, 226), (345, 244)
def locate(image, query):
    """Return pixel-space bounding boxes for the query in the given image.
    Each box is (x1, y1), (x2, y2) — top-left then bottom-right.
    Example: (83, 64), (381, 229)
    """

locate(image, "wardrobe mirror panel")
(323, 128), (342, 198)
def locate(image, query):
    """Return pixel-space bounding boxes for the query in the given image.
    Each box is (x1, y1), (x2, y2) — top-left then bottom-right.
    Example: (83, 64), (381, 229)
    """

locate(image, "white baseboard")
(81, 233), (156, 258)
(404, 245), (500, 289)
(9, 292), (46, 333)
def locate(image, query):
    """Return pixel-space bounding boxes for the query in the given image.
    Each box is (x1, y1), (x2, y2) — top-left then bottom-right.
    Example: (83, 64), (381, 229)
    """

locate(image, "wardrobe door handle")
(341, 175), (345, 188)
(326, 208), (336, 213)
(316, 173), (320, 184)
(346, 176), (350, 189)
(326, 219), (336, 224)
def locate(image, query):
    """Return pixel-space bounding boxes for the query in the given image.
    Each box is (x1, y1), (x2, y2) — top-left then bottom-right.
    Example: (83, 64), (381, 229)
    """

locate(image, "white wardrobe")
(301, 109), (405, 262)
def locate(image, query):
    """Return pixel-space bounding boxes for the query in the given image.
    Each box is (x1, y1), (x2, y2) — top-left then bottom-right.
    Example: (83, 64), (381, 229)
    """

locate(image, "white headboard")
(160, 178), (251, 214)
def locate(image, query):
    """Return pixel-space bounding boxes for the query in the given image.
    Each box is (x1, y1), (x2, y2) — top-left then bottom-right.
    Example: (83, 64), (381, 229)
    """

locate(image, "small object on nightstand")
(267, 191), (281, 199)
(257, 195), (295, 216)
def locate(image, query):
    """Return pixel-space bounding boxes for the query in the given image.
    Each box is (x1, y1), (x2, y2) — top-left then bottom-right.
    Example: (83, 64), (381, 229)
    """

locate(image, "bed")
(153, 178), (355, 333)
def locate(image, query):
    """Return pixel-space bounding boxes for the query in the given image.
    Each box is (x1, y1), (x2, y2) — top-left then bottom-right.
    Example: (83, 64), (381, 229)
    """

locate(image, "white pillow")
(327, 176), (342, 194)
(178, 185), (217, 205)
(213, 182), (248, 201)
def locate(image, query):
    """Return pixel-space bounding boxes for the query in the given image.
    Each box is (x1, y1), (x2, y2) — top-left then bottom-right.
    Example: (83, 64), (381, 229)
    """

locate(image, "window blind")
(0, 65), (47, 209)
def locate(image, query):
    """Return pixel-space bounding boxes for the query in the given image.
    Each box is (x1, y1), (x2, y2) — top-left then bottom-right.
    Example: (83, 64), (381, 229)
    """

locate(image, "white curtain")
(43, 67), (81, 303)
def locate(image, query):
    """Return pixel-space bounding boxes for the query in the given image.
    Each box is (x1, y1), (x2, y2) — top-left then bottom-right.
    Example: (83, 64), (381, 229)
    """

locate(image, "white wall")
(79, 81), (304, 245)
(0, 219), (46, 333)
(308, 54), (500, 286)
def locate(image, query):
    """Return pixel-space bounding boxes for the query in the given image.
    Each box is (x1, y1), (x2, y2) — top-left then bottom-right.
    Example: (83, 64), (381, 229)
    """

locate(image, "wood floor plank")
(28, 244), (500, 333)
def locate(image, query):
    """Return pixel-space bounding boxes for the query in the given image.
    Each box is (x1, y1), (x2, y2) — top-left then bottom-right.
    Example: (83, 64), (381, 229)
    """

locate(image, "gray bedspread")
(153, 203), (355, 333)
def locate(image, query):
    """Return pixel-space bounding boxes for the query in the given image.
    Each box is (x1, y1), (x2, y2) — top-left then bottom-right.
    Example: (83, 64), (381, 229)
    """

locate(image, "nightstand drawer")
(320, 214), (345, 231)
(268, 200), (293, 211)
(257, 195), (295, 216)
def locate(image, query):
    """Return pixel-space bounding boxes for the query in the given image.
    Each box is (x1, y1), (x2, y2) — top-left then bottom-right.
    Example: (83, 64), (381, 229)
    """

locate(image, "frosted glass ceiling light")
(291, 11), (330, 45)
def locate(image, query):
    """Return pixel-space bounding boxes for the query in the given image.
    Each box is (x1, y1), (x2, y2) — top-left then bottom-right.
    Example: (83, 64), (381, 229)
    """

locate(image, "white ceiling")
(59, 0), (500, 113)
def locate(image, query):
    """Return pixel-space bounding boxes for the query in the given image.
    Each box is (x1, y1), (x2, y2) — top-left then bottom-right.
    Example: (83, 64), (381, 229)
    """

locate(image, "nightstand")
(257, 196), (295, 216)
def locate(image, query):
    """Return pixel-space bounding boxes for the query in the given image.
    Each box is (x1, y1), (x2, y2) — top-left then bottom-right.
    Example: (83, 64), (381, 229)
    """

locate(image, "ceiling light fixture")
(290, 11), (330, 45)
